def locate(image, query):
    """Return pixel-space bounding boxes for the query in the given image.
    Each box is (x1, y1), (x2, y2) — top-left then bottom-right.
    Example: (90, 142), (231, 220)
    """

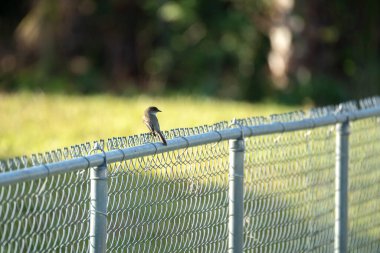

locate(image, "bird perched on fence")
(143, 106), (167, 145)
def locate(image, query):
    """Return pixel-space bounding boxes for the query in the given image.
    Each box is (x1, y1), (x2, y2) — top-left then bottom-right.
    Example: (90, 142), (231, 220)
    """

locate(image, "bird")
(143, 106), (167, 145)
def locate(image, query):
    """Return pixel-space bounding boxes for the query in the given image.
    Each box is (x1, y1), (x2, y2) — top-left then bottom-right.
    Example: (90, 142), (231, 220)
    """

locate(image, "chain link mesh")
(106, 141), (230, 252)
(0, 144), (93, 252)
(348, 117), (380, 253)
(1, 97), (380, 252)
(243, 126), (336, 252)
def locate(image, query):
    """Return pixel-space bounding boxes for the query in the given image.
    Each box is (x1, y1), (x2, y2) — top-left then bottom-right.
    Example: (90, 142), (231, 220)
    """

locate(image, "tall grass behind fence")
(1, 97), (380, 252)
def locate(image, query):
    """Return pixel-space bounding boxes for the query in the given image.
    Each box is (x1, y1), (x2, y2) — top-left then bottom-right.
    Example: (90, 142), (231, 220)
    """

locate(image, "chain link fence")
(1, 97), (380, 252)
(348, 117), (380, 252)
(243, 125), (336, 252)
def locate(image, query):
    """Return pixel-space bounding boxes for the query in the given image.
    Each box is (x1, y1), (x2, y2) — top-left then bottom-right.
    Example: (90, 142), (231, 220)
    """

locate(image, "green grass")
(0, 92), (296, 159)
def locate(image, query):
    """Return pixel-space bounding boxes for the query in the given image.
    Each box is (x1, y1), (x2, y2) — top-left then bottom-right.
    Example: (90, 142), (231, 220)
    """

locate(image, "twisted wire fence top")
(0, 96), (380, 252)
(2, 96), (379, 173)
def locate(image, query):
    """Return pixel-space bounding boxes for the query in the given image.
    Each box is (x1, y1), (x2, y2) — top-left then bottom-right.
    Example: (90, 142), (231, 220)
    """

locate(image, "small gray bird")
(143, 106), (167, 145)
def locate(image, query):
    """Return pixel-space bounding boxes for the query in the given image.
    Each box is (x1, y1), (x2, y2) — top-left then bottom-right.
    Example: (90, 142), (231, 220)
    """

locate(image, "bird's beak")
(158, 109), (162, 112)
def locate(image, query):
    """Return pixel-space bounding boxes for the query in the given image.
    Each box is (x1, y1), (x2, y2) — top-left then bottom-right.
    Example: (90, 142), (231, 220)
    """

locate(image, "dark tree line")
(0, 0), (379, 104)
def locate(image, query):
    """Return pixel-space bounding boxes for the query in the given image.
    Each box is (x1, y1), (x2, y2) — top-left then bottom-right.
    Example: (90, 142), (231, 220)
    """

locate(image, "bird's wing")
(143, 117), (154, 132)
(150, 114), (161, 132)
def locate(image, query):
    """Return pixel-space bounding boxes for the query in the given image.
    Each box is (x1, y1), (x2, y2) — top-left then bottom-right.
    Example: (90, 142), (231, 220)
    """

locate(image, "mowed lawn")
(0, 92), (296, 159)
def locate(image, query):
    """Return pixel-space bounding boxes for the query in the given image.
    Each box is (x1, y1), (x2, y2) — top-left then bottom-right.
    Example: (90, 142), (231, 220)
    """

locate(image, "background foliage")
(0, 0), (379, 104)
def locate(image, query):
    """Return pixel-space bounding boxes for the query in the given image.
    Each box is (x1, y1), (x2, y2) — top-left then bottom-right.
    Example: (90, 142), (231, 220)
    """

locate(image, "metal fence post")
(89, 159), (108, 253)
(228, 137), (245, 253)
(335, 119), (349, 253)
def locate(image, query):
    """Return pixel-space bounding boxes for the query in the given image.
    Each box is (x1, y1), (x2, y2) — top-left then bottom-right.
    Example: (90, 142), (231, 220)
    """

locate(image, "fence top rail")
(1, 100), (380, 186)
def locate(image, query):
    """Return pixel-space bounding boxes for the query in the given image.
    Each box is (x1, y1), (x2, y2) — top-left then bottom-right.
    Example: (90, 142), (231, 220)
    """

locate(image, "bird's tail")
(157, 131), (167, 145)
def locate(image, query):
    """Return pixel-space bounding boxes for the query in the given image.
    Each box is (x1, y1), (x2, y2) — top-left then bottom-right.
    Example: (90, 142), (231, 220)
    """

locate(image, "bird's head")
(146, 106), (162, 114)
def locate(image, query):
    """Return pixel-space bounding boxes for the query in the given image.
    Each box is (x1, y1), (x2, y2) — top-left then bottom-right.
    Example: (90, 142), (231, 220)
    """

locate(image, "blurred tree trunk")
(102, 1), (145, 90)
(15, 0), (59, 77)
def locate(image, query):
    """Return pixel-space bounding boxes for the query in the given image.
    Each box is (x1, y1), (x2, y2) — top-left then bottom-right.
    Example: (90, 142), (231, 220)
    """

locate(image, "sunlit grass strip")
(0, 92), (295, 158)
